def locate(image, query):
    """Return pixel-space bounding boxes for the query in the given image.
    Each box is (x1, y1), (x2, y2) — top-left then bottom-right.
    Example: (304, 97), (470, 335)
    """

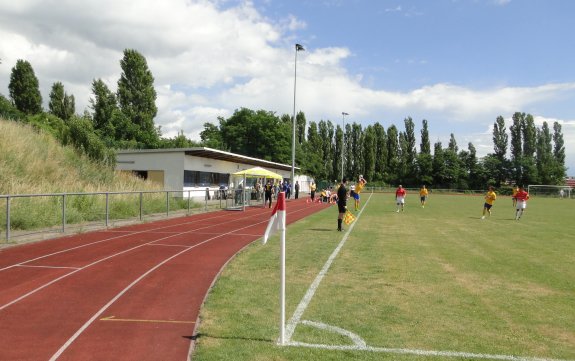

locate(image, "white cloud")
(0, 0), (573, 174)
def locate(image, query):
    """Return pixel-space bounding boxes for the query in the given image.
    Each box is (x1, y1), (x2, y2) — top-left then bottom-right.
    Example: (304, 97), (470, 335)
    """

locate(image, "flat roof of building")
(117, 147), (298, 172)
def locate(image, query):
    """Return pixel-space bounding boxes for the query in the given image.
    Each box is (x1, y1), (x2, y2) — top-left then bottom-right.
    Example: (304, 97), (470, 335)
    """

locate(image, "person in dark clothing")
(264, 180), (273, 208)
(337, 178), (348, 231)
(294, 181), (300, 199)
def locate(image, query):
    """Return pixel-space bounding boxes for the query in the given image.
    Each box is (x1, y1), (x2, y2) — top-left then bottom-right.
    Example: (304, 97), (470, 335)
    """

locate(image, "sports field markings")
(287, 340), (574, 361)
(0, 209), (276, 311)
(284, 194), (372, 343)
(283, 193), (573, 361)
(100, 315), (195, 324)
(48, 202), (318, 360)
(17, 264), (81, 270)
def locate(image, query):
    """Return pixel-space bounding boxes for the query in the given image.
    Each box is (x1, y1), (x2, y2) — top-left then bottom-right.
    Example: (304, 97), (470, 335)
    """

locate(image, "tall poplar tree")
(417, 119), (433, 185)
(117, 49), (159, 147)
(492, 116), (509, 186)
(373, 122), (387, 181)
(521, 114), (538, 185)
(8, 59), (43, 115)
(386, 125), (400, 184)
(49, 81), (75, 121)
(552, 121), (566, 183)
(536, 122), (553, 184)
(509, 112), (523, 184)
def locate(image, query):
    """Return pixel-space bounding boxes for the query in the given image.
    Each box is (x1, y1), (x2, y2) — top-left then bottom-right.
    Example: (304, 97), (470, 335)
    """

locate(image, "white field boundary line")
(284, 194), (574, 361)
(284, 194), (372, 343)
(287, 341), (574, 361)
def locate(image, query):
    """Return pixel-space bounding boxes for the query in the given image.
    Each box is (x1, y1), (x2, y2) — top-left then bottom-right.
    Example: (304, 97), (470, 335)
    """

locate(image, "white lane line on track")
(17, 265), (81, 270)
(0, 212), (266, 311)
(284, 194), (372, 343)
(48, 203), (319, 360)
(1, 202), (318, 312)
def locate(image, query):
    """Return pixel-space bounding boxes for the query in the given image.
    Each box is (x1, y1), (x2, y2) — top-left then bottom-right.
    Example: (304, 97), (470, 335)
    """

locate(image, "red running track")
(0, 197), (329, 360)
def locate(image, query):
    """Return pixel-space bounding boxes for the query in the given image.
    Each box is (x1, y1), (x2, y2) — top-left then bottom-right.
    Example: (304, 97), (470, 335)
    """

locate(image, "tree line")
(200, 110), (566, 190)
(1, 51), (566, 190)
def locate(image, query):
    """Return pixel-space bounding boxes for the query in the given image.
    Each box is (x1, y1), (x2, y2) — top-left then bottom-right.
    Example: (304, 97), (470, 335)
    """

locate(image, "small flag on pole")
(343, 209), (355, 225)
(263, 192), (286, 244)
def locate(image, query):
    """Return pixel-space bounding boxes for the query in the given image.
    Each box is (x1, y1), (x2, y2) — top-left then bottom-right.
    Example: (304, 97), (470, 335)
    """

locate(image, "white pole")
(279, 224), (286, 344)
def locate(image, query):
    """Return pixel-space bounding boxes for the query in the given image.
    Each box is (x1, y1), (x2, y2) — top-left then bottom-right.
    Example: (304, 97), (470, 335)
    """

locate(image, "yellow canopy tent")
(229, 167), (283, 210)
(232, 166), (283, 179)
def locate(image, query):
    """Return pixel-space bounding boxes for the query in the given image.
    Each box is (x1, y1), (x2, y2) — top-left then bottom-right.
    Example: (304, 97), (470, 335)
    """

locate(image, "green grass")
(192, 193), (575, 361)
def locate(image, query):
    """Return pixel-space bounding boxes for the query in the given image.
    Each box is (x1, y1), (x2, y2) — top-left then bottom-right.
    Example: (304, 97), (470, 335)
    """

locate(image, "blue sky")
(1, 0), (574, 176)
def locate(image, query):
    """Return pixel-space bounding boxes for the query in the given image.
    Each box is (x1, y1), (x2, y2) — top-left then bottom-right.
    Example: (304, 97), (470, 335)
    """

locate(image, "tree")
(536, 122), (553, 184)
(509, 112), (523, 184)
(301, 121), (324, 179)
(117, 49), (159, 147)
(521, 114), (538, 185)
(492, 116), (509, 186)
(386, 125), (400, 184)
(444, 135), (461, 188)
(551, 121), (566, 183)
(8, 59), (43, 115)
(362, 125), (376, 181)
(218, 108), (291, 164)
(373, 122), (387, 182)
(200, 122), (224, 150)
(432, 141), (446, 187)
(90, 79), (118, 140)
(403, 117), (417, 184)
(49, 82), (75, 121)
(417, 119), (433, 185)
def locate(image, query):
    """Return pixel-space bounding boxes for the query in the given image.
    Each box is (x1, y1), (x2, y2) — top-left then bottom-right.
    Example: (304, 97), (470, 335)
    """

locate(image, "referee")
(337, 177), (348, 231)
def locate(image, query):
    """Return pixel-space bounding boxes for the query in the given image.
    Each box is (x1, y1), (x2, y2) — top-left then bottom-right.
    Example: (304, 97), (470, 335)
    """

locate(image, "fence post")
(187, 190), (191, 214)
(166, 191), (169, 217)
(139, 192), (143, 221)
(105, 193), (109, 227)
(62, 194), (66, 234)
(6, 196), (10, 242)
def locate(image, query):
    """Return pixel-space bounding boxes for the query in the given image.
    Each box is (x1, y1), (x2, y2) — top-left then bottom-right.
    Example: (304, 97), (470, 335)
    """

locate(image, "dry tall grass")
(0, 118), (161, 195)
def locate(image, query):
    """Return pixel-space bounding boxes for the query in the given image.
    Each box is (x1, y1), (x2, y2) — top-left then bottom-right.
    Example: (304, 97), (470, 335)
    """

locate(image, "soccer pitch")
(192, 193), (575, 361)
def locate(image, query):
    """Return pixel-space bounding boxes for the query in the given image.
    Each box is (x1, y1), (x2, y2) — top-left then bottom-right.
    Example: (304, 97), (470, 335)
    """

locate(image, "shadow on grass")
(184, 333), (273, 343)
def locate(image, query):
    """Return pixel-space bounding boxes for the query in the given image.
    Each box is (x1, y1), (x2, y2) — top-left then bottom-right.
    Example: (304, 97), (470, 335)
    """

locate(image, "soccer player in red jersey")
(395, 185), (406, 212)
(515, 186), (530, 220)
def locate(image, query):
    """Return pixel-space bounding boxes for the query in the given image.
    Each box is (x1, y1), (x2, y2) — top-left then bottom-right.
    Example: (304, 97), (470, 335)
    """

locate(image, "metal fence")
(0, 190), (228, 243)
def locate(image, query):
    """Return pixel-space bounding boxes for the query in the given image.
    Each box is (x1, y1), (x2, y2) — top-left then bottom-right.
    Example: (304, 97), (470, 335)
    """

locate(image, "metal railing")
(1, 190), (226, 243)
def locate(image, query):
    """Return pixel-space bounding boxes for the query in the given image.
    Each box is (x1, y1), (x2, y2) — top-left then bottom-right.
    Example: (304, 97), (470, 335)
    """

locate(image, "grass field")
(192, 193), (575, 361)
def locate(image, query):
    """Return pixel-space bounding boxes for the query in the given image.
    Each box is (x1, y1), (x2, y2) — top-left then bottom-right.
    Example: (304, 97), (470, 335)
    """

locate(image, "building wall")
(116, 152), (184, 190)
(116, 150), (296, 199)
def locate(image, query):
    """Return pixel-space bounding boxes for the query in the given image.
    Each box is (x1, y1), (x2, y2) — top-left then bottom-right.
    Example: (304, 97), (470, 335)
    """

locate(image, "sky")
(1, 0), (574, 176)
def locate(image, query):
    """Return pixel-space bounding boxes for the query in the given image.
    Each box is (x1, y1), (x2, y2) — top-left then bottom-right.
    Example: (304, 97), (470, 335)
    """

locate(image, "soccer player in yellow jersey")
(482, 186), (497, 219)
(419, 185), (429, 208)
(512, 185), (519, 207)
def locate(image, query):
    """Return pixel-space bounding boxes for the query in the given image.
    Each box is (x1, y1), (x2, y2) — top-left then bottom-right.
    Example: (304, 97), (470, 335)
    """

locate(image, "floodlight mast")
(341, 112), (348, 182)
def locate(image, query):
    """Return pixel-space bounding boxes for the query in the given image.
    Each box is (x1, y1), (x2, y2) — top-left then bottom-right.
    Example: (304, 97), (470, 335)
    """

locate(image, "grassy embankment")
(0, 119), (191, 240)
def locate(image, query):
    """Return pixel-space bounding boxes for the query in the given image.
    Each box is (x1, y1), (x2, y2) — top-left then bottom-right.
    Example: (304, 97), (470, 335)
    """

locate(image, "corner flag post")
(262, 192), (287, 344)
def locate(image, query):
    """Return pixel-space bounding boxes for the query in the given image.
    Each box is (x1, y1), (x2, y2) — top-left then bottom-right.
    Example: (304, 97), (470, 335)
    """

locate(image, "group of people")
(336, 175), (367, 231)
(333, 179), (531, 232)
(263, 179), (302, 208)
(483, 184), (530, 220)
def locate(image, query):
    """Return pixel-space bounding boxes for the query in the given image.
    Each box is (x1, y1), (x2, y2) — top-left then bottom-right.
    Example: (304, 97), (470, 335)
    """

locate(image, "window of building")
(184, 171), (229, 187)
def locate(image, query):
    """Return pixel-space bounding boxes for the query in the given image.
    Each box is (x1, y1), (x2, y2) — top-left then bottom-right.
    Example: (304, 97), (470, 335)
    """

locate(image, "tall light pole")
(291, 44), (304, 190)
(341, 112), (348, 181)
(282, 43), (304, 347)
